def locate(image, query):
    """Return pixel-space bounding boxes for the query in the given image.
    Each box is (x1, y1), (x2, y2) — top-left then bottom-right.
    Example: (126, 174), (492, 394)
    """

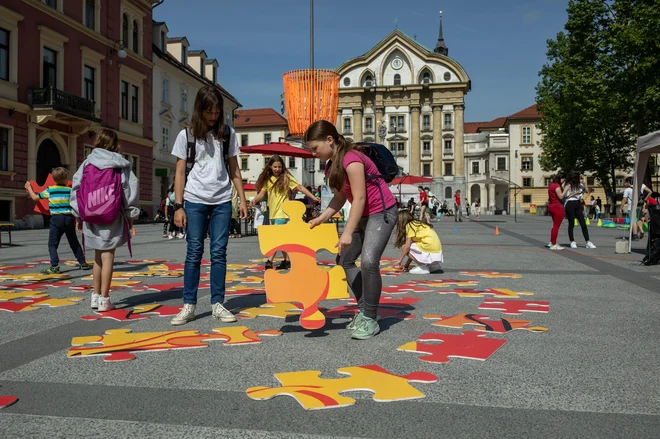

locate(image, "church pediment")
(387, 134), (409, 142)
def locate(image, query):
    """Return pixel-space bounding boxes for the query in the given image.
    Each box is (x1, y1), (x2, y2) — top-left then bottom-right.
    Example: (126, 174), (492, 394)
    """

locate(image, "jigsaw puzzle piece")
(0, 290), (48, 301)
(0, 296), (83, 312)
(237, 303), (303, 319)
(382, 283), (434, 294)
(478, 298), (550, 315)
(0, 273), (70, 282)
(322, 305), (414, 321)
(132, 304), (183, 317)
(434, 287), (534, 298)
(81, 308), (150, 322)
(1, 281), (72, 290)
(246, 364), (437, 410)
(459, 271), (523, 279)
(0, 395), (18, 409)
(345, 296), (421, 308)
(225, 285), (265, 296)
(423, 313), (548, 333)
(398, 331), (507, 364)
(410, 279), (478, 287)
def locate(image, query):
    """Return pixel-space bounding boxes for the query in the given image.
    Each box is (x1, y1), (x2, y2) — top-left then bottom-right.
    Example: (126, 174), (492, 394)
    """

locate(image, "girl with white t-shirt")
(564, 171), (596, 249)
(169, 85), (248, 326)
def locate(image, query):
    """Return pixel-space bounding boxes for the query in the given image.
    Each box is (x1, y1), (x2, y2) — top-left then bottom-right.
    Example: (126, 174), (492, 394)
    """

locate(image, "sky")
(153, 0), (570, 123)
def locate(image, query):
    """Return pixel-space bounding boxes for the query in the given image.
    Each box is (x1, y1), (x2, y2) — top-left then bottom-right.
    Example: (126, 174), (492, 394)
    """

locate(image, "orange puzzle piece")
(258, 201), (348, 330)
(423, 313), (547, 333)
(28, 174), (72, 215)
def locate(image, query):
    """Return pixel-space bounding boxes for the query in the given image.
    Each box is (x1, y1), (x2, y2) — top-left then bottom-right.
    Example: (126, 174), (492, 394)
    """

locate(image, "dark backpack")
(354, 142), (399, 183)
(185, 124), (232, 182)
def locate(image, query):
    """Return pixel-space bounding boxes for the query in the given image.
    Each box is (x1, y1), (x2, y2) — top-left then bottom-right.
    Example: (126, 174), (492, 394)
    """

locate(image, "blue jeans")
(183, 201), (231, 305)
(48, 214), (85, 266)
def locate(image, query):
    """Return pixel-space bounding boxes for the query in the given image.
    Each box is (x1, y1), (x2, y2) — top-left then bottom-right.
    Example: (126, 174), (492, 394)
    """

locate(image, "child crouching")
(394, 210), (443, 274)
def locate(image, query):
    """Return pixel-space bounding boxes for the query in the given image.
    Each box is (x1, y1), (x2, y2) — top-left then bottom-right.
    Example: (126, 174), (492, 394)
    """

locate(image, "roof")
(188, 50), (207, 57)
(464, 116), (507, 134)
(234, 108), (288, 129)
(507, 104), (541, 120)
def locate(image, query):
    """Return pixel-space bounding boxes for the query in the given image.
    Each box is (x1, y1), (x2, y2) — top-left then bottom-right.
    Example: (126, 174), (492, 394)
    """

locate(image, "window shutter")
(530, 157), (534, 171)
(531, 178), (535, 187)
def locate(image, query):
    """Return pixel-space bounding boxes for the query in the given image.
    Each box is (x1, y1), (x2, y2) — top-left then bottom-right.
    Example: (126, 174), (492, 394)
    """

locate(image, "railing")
(28, 87), (98, 121)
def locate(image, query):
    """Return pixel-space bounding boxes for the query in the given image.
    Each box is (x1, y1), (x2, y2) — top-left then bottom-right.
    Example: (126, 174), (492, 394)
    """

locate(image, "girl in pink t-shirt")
(305, 120), (397, 340)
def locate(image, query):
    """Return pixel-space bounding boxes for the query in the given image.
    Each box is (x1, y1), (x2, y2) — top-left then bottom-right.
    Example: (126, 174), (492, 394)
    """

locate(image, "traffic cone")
(495, 226), (500, 235)
(132, 228), (136, 236)
(586, 218), (591, 226)
(597, 219), (602, 227)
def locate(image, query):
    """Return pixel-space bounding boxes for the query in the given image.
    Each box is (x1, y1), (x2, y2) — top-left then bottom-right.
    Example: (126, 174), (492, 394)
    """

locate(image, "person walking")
(564, 171), (596, 249)
(170, 85), (248, 326)
(454, 190), (463, 222)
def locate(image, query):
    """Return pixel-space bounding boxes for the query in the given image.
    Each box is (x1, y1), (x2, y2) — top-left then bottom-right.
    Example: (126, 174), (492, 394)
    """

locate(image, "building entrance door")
(36, 139), (62, 186)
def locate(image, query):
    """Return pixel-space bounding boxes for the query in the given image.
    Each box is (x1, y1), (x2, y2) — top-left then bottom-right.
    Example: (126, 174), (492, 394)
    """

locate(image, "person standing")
(547, 173), (569, 250)
(418, 186), (430, 224)
(454, 190), (463, 222)
(564, 171), (596, 249)
(474, 198), (481, 219)
(170, 85), (248, 326)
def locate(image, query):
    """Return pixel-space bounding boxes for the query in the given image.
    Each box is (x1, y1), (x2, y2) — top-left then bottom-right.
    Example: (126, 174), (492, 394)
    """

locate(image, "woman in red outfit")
(547, 173), (569, 250)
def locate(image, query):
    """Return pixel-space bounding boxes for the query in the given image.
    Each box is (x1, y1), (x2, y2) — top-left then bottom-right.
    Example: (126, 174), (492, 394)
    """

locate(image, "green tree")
(536, 0), (636, 199)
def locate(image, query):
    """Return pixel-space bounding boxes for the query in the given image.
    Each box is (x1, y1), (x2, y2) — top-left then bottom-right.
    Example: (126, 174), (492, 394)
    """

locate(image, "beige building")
(151, 22), (240, 208)
(335, 16), (471, 199)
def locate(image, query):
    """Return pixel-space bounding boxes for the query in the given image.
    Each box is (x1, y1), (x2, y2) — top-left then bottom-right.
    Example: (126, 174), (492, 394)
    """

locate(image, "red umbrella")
(240, 142), (315, 159)
(390, 175), (434, 185)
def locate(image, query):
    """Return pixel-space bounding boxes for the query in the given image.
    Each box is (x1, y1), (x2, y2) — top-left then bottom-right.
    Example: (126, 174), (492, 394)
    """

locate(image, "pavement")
(0, 214), (658, 438)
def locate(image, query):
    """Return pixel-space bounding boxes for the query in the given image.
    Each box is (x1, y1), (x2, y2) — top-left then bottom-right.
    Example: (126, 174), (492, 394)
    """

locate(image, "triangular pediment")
(387, 134), (409, 142)
(159, 108), (174, 121)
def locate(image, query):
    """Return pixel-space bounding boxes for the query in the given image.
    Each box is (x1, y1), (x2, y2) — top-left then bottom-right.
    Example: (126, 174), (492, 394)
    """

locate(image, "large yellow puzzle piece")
(459, 271), (523, 279)
(0, 273), (71, 282)
(0, 290), (49, 301)
(69, 326), (282, 362)
(257, 201), (348, 330)
(246, 365), (438, 410)
(238, 303), (303, 319)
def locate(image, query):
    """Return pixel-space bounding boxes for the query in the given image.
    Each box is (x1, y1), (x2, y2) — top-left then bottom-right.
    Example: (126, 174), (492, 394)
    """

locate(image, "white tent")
(389, 184), (419, 204)
(630, 129), (660, 252)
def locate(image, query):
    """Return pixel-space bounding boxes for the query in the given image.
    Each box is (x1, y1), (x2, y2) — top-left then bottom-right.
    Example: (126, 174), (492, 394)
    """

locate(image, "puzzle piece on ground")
(459, 271), (523, 279)
(237, 302), (303, 319)
(0, 296), (84, 312)
(72, 280), (143, 291)
(129, 282), (183, 293)
(132, 304), (183, 317)
(423, 313), (547, 333)
(246, 365), (437, 410)
(410, 279), (478, 287)
(124, 259), (172, 264)
(322, 305), (414, 322)
(478, 298), (550, 315)
(0, 395), (18, 409)
(382, 283), (434, 294)
(227, 263), (260, 271)
(0, 273), (71, 282)
(226, 273), (264, 284)
(435, 288), (534, 298)
(2, 281), (73, 290)
(81, 304), (184, 321)
(258, 201), (348, 330)
(225, 285), (265, 296)
(68, 327), (282, 362)
(345, 296), (421, 308)
(0, 290), (48, 301)
(0, 264), (40, 271)
(398, 331), (507, 364)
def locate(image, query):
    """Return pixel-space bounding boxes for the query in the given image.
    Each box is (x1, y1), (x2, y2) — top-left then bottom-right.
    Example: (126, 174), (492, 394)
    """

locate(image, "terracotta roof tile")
(235, 108), (288, 129)
(507, 104), (541, 120)
(464, 116), (507, 133)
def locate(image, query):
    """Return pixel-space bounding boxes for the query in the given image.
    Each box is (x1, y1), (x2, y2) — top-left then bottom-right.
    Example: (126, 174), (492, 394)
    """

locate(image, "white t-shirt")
(565, 184), (585, 202)
(623, 186), (633, 210)
(171, 127), (239, 205)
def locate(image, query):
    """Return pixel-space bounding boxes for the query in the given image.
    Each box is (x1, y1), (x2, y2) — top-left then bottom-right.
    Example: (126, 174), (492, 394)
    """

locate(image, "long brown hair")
(191, 85), (224, 139)
(255, 154), (291, 195)
(94, 129), (120, 152)
(304, 120), (354, 192)
(394, 209), (431, 248)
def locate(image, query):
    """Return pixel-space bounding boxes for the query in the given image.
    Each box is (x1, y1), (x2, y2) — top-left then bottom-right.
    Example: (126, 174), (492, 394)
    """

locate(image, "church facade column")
(488, 184), (496, 212)
(410, 106), (421, 176)
(432, 105), (443, 177)
(352, 108), (363, 142)
(454, 104), (465, 177)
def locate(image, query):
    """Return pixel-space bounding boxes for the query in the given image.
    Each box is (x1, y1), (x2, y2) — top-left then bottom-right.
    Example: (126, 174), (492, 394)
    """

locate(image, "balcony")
(29, 87), (99, 122)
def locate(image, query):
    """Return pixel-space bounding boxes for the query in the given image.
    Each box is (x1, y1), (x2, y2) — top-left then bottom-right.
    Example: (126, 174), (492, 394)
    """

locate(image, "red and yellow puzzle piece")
(258, 201), (348, 330)
(68, 326), (282, 362)
(81, 303), (183, 321)
(0, 296), (84, 312)
(435, 288), (534, 298)
(0, 290), (48, 301)
(478, 298), (550, 315)
(459, 270), (523, 279)
(423, 313), (547, 333)
(237, 302), (302, 319)
(246, 365), (437, 410)
(398, 331), (507, 364)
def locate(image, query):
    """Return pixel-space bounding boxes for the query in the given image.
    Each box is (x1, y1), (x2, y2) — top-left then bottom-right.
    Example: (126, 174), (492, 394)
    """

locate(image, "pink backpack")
(78, 165), (123, 224)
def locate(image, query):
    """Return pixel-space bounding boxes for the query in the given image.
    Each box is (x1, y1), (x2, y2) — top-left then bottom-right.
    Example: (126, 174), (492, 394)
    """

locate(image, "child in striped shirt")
(25, 167), (91, 274)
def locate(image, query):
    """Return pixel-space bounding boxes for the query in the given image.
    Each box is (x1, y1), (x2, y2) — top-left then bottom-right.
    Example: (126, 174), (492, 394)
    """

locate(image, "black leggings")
(565, 200), (589, 242)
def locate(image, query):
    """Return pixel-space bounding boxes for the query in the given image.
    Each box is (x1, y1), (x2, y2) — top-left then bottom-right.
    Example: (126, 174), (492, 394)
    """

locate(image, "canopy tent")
(389, 184), (420, 204)
(630, 129), (660, 252)
(390, 175), (434, 185)
(240, 142), (315, 159)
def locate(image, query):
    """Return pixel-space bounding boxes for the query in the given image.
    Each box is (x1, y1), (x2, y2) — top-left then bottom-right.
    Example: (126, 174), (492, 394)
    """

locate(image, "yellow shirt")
(264, 174), (299, 219)
(406, 223), (442, 253)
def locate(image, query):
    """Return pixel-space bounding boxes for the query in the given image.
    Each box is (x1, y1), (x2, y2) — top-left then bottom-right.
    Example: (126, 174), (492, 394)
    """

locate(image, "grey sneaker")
(351, 316), (380, 340)
(346, 311), (364, 330)
(171, 304), (196, 326)
(212, 303), (237, 323)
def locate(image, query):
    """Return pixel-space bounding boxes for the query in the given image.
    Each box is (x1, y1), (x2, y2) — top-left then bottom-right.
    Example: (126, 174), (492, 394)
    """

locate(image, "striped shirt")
(39, 185), (72, 215)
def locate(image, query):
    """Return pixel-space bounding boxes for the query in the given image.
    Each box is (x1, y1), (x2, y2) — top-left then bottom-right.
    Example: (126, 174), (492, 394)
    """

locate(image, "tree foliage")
(536, 0), (660, 194)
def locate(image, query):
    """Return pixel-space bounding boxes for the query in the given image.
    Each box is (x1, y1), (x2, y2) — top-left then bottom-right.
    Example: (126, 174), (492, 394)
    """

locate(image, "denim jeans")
(48, 214), (85, 266)
(183, 201), (231, 305)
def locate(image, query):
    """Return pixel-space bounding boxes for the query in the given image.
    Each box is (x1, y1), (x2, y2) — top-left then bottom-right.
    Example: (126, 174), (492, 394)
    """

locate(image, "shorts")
(421, 202), (429, 207)
(409, 242), (443, 265)
(272, 218), (290, 225)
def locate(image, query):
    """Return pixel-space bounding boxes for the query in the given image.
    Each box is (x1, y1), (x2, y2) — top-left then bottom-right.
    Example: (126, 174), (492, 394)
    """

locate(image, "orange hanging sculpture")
(283, 69), (340, 137)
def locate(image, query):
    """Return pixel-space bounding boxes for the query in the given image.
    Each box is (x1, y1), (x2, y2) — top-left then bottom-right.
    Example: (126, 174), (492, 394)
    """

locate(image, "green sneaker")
(351, 316), (380, 340)
(346, 311), (364, 330)
(78, 262), (92, 270)
(41, 266), (60, 274)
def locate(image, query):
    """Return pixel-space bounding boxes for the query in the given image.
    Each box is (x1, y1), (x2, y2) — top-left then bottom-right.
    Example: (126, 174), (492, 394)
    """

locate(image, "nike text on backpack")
(185, 124), (232, 183)
(78, 165), (123, 224)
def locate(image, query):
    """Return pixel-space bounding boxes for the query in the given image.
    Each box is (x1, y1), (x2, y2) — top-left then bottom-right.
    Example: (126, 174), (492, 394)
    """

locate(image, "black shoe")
(459, 219), (463, 222)
(277, 260), (291, 270)
(265, 260), (273, 270)
(79, 262), (93, 270)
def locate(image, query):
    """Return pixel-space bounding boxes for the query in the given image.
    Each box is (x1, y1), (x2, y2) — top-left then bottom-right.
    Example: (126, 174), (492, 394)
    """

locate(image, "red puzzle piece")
(0, 395), (18, 409)
(398, 331), (507, 364)
(423, 313), (548, 333)
(478, 299), (550, 315)
(382, 283), (434, 294)
(81, 309), (149, 322)
(345, 296), (421, 308)
(133, 304), (183, 317)
(29, 174), (72, 214)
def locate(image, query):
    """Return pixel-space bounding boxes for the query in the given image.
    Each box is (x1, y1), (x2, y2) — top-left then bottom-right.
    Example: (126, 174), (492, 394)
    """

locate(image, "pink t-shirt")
(340, 150), (396, 216)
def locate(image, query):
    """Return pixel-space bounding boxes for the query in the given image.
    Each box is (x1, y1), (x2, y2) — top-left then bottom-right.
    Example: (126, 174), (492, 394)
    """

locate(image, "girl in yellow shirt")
(251, 154), (319, 269)
(394, 210), (443, 274)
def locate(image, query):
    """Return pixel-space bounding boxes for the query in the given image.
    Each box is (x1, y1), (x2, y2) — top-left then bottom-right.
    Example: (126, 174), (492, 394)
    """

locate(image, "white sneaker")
(585, 241), (597, 249)
(90, 293), (100, 309)
(176, 233), (185, 239)
(546, 242), (552, 248)
(97, 297), (115, 312)
(212, 303), (237, 323)
(171, 304), (196, 326)
(168, 234), (175, 240)
(570, 241), (578, 249)
(549, 244), (564, 250)
(409, 265), (431, 275)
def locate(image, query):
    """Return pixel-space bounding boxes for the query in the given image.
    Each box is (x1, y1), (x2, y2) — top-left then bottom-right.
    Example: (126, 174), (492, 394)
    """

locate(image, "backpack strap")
(185, 128), (196, 183)
(222, 124), (231, 171)
(353, 147), (390, 220)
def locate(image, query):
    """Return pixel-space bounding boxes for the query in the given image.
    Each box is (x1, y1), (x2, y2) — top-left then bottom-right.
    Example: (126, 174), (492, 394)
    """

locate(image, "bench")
(0, 223), (13, 247)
